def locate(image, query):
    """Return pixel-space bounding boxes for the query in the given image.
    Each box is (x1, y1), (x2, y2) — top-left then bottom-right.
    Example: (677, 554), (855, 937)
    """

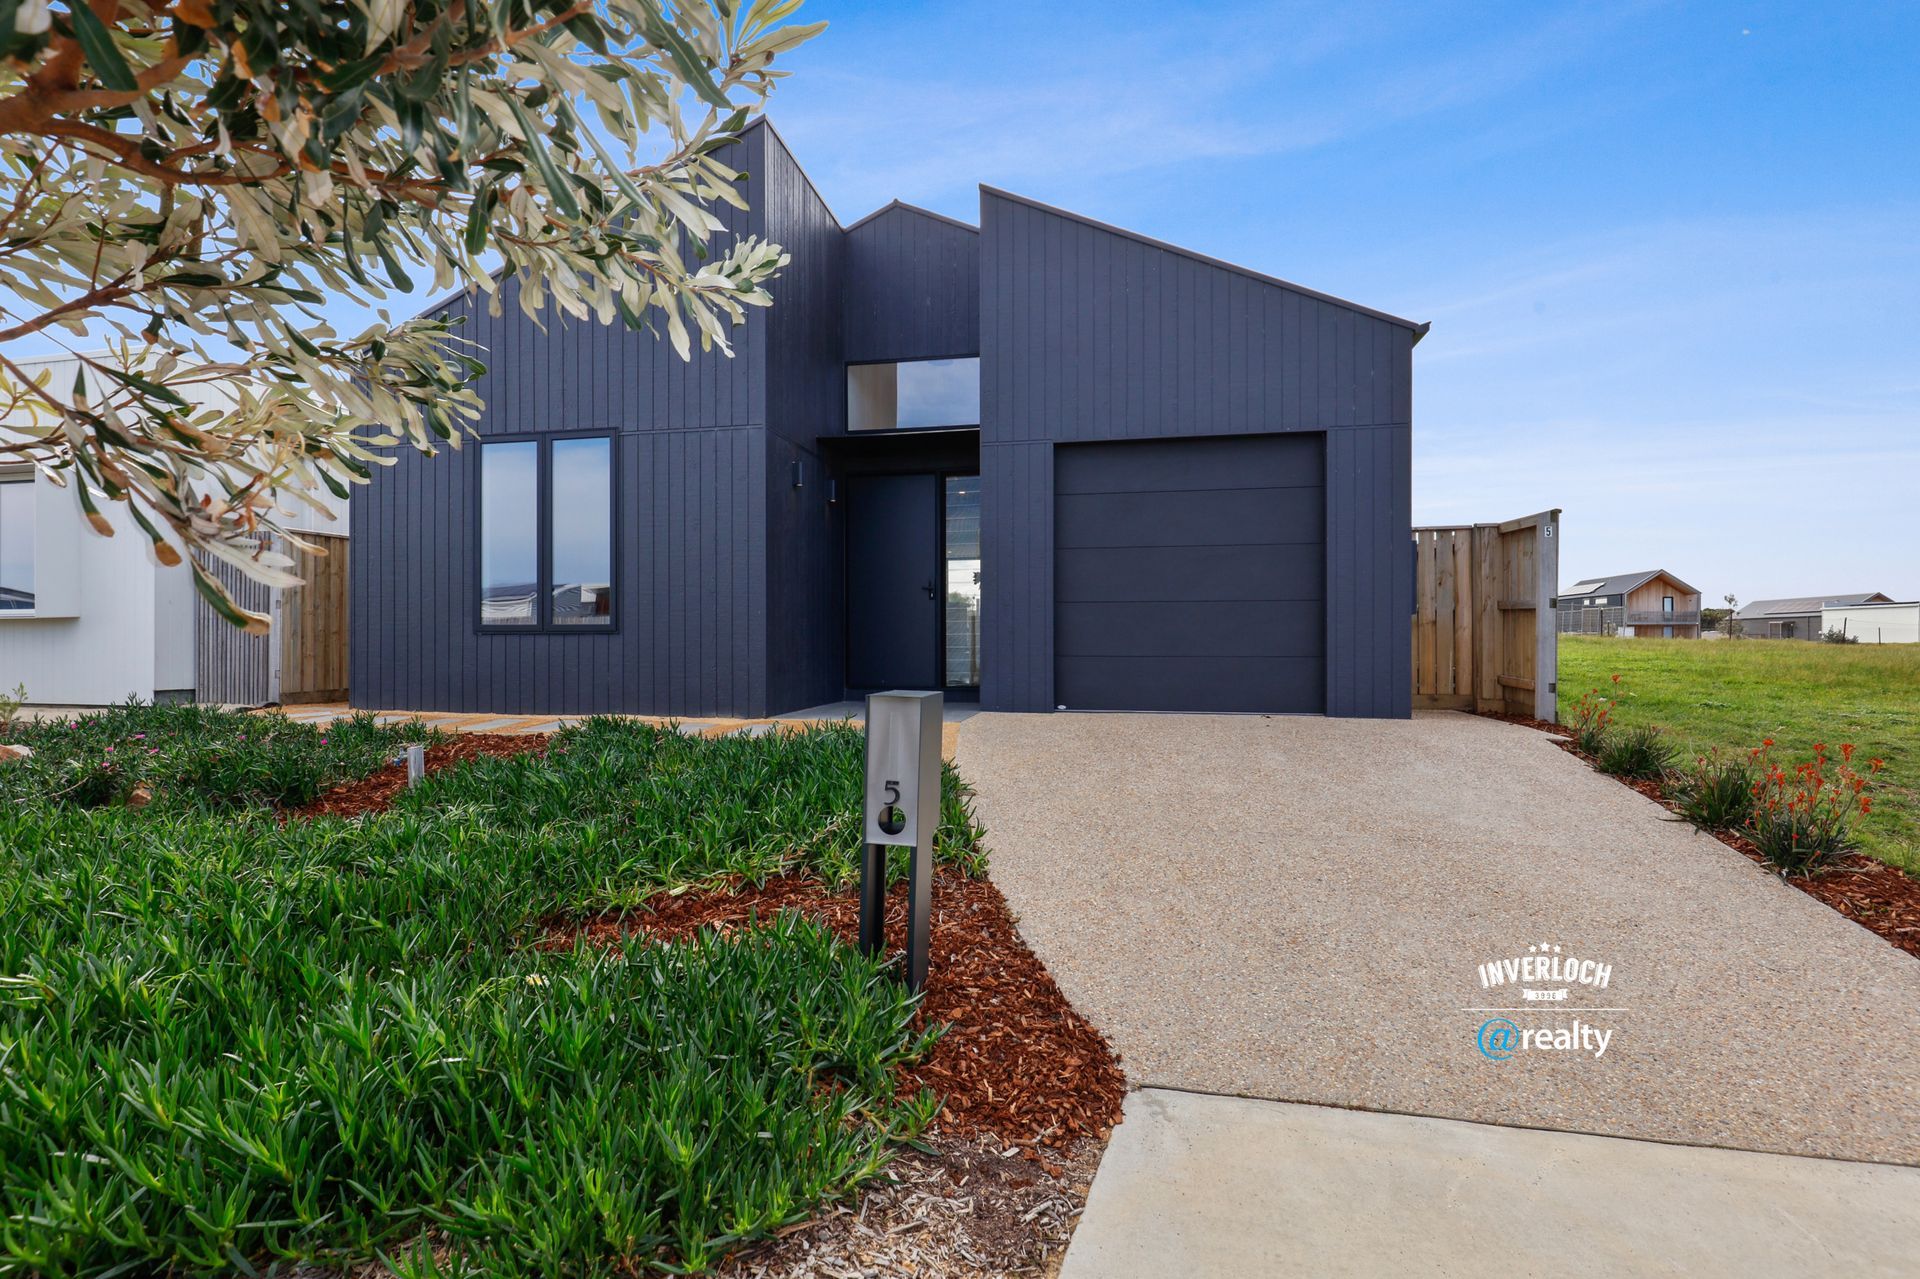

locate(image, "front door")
(847, 473), (940, 689)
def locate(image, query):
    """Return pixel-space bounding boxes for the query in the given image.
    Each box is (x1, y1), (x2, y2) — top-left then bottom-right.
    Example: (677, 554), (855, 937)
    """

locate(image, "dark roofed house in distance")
(1733, 592), (1896, 640)
(1557, 570), (1702, 639)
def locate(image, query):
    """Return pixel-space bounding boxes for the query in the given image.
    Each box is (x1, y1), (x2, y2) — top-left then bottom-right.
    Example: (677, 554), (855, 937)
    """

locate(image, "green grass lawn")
(1558, 636), (1920, 874)
(0, 707), (983, 1277)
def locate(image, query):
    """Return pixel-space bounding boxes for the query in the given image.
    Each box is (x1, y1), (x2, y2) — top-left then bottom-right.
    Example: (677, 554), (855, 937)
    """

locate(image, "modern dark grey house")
(351, 121), (1423, 719)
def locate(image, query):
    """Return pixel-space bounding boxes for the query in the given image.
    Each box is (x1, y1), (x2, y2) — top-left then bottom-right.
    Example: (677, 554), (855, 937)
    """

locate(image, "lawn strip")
(1558, 635), (1919, 872)
(545, 867), (1128, 1150)
(1498, 712), (1920, 961)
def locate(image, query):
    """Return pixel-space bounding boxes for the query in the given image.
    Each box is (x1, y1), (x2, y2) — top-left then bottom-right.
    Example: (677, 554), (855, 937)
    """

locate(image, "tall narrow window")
(480, 441), (538, 625)
(0, 474), (34, 612)
(550, 437), (613, 626)
(478, 435), (615, 630)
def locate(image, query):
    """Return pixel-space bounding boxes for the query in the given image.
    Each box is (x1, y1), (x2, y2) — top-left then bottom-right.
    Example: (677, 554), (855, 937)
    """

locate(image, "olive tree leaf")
(0, 0), (820, 626)
(65, 0), (137, 92)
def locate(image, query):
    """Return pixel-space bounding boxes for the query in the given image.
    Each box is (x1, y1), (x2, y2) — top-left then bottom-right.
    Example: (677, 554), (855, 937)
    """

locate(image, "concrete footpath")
(1060, 1090), (1920, 1279)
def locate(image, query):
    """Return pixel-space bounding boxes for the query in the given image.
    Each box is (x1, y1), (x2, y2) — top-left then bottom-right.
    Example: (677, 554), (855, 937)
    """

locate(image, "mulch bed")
(1475, 710), (1571, 738)
(1488, 712), (1920, 960)
(545, 868), (1127, 1150)
(714, 1131), (1103, 1279)
(286, 733), (548, 819)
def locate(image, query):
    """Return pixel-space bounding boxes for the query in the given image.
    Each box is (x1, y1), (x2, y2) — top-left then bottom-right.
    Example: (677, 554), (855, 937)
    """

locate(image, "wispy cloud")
(771, 2), (1649, 219)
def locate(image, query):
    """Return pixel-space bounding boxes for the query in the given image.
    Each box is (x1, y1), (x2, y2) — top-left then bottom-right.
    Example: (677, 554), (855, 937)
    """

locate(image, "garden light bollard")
(405, 744), (426, 787)
(860, 690), (943, 992)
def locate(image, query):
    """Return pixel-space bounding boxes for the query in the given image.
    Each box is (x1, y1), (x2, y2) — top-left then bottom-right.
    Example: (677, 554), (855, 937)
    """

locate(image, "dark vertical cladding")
(758, 123), (846, 713)
(843, 204), (979, 364)
(355, 132), (1418, 721)
(350, 131), (771, 717)
(978, 187), (1415, 717)
(1325, 422), (1412, 716)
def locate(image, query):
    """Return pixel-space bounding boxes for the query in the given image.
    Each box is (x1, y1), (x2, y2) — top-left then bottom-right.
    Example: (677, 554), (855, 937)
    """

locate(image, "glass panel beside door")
(944, 476), (980, 687)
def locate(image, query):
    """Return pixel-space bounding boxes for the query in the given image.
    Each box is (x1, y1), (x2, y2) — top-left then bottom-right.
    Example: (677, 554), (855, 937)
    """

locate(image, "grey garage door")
(1054, 433), (1325, 713)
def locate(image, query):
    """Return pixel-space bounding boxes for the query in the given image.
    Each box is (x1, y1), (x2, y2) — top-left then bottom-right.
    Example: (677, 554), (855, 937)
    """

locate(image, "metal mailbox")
(860, 690), (942, 990)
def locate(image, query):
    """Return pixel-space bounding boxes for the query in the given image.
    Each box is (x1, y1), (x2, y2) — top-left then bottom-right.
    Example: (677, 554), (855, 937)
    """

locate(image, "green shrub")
(1596, 722), (1677, 779)
(0, 701), (431, 809)
(0, 717), (987, 1276)
(41, 755), (132, 807)
(401, 716), (988, 895)
(1667, 750), (1757, 831)
(0, 681), (25, 733)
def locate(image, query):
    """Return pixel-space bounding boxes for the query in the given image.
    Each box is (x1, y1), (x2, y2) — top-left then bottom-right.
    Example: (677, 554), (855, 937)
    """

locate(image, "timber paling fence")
(1411, 509), (1560, 721)
(195, 531), (349, 707)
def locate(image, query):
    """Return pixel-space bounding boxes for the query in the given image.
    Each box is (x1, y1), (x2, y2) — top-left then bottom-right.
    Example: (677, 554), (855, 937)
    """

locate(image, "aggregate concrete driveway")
(957, 711), (1920, 1166)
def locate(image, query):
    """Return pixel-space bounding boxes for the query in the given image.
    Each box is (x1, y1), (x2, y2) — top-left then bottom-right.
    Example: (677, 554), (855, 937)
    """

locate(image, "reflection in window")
(0, 475), (35, 611)
(550, 437), (613, 625)
(944, 476), (981, 686)
(479, 441), (538, 625)
(848, 358), (980, 430)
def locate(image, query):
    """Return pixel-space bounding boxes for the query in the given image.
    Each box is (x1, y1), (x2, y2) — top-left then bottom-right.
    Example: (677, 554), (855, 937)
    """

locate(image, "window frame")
(0, 469), (34, 614)
(940, 472), (982, 692)
(846, 355), (981, 432)
(472, 430), (619, 635)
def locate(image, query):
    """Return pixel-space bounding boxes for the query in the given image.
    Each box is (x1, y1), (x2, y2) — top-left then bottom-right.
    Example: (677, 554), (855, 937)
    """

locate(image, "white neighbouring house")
(0, 353), (348, 706)
(1823, 600), (1920, 645)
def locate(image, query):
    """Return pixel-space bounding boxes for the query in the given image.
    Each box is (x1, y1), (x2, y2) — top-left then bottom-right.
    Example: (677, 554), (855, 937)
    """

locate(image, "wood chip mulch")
(285, 733), (549, 819)
(545, 868), (1127, 1150)
(714, 1131), (1103, 1279)
(1535, 727), (1920, 961)
(1474, 710), (1572, 737)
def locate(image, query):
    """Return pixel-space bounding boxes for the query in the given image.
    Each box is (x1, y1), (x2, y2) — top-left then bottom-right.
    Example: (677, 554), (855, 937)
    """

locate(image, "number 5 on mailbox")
(861, 691), (943, 991)
(865, 693), (938, 846)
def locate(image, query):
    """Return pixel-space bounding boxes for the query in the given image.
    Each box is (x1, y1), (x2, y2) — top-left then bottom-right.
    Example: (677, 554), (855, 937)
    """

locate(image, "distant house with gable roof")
(1557, 570), (1702, 639)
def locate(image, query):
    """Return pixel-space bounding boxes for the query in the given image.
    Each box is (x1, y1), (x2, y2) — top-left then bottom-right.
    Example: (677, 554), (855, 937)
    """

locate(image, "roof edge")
(978, 184), (1427, 335)
(845, 198), (979, 235)
(1736, 591), (1896, 616)
(1562, 569), (1703, 597)
(743, 115), (845, 231)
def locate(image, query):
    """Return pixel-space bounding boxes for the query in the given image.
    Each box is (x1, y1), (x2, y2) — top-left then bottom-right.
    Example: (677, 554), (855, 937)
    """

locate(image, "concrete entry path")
(1060, 1090), (1920, 1279)
(957, 711), (1920, 1165)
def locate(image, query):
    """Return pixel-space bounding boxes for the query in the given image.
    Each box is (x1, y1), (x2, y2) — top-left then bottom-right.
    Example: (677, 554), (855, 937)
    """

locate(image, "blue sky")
(15, 2), (1915, 601)
(765, 0), (1918, 601)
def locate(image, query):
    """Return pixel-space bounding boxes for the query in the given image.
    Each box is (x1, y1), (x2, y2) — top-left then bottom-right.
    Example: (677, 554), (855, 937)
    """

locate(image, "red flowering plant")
(1744, 741), (1882, 876)
(1570, 673), (1623, 756)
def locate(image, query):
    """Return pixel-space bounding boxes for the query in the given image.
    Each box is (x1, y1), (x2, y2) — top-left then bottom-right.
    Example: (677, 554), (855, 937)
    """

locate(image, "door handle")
(923, 581), (937, 600)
